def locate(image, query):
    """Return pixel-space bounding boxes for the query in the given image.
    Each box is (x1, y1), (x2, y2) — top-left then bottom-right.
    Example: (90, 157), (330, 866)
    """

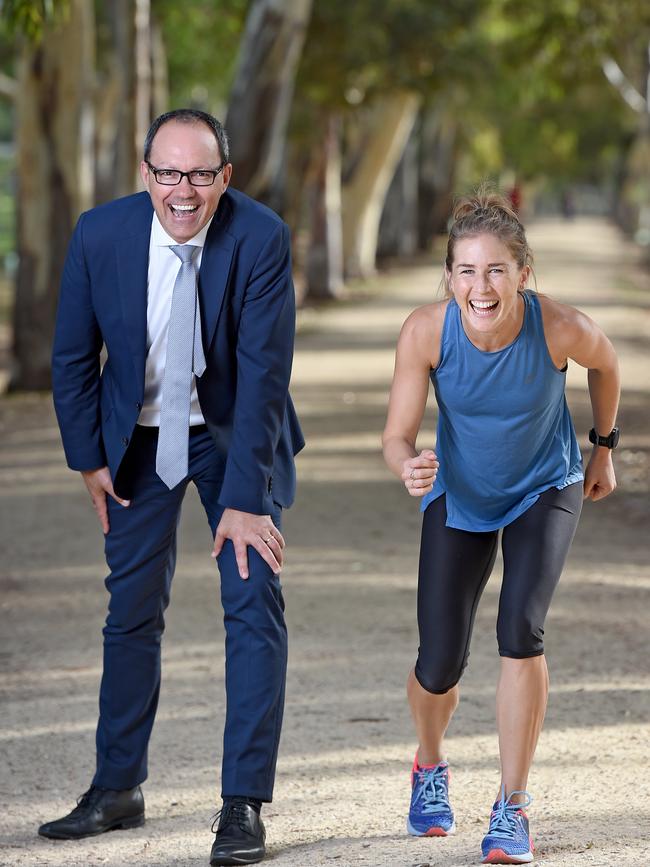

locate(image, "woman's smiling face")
(446, 233), (530, 345)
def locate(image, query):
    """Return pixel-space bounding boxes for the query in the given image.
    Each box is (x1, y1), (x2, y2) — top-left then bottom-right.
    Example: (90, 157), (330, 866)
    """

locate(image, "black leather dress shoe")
(210, 798), (266, 866)
(38, 785), (145, 840)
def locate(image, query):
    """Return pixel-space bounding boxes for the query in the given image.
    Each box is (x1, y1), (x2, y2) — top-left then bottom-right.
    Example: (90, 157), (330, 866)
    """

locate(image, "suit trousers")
(92, 425), (287, 801)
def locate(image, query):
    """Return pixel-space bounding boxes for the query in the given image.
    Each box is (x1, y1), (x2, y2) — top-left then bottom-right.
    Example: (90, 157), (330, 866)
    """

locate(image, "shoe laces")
(211, 798), (254, 834)
(487, 785), (532, 839)
(414, 765), (450, 814)
(71, 786), (104, 816)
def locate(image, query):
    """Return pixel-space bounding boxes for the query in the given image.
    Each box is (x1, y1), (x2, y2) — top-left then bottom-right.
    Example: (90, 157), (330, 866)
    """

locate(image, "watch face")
(610, 427), (620, 448)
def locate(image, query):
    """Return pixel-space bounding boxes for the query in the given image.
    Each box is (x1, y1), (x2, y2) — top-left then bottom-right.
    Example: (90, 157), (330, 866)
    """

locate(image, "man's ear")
(139, 161), (150, 190)
(221, 163), (233, 191)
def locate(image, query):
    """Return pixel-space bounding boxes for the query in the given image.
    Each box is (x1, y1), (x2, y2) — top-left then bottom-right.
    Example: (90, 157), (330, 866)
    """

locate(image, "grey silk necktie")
(156, 244), (206, 489)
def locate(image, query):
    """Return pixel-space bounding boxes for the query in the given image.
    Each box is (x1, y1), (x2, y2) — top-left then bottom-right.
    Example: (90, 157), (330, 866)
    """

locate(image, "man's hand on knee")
(81, 467), (130, 534)
(212, 508), (285, 579)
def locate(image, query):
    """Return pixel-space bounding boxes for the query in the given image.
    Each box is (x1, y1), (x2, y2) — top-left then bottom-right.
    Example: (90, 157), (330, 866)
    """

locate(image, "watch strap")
(588, 427), (619, 449)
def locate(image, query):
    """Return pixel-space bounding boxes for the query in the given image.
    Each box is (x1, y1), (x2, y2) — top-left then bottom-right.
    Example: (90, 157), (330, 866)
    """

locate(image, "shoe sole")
(482, 848), (534, 864)
(209, 853), (265, 867)
(406, 818), (456, 836)
(38, 813), (145, 840)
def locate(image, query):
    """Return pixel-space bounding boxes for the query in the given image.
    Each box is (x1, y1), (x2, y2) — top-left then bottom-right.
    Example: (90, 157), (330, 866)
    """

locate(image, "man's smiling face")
(140, 120), (232, 243)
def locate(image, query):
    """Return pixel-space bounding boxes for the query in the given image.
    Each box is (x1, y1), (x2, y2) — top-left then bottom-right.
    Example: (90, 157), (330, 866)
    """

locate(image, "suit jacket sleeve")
(218, 221), (295, 514)
(51, 213), (106, 471)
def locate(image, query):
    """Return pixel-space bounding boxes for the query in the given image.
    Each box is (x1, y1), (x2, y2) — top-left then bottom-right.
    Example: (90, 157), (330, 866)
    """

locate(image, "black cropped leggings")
(415, 483), (583, 695)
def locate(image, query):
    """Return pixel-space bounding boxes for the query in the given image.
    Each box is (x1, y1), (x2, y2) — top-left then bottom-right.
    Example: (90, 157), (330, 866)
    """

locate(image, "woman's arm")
(382, 304), (445, 497)
(545, 298), (621, 501)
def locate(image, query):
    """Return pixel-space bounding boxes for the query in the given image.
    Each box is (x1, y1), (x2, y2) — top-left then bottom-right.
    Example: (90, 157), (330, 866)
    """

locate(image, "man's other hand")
(212, 508), (285, 579)
(81, 467), (130, 534)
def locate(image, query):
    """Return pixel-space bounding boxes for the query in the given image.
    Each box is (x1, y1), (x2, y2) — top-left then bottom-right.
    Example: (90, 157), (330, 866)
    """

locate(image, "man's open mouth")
(169, 204), (199, 216)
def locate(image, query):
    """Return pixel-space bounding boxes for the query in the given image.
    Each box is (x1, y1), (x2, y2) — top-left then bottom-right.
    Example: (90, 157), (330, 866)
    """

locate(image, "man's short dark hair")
(143, 109), (230, 164)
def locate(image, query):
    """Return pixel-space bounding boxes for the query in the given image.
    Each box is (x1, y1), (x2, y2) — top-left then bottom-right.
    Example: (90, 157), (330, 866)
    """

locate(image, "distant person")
(561, 189), (576, 220)
(40, 108), (304, 866)
(382, 189), (620, 864)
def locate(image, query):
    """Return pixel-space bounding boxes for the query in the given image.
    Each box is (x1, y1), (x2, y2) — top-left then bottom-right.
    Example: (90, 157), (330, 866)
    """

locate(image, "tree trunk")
(417, 106), (457, 251)
(602, 45), (650, 248)
(225, 0), (313, 211)
(95, 0), (165, 204)
(341, 91), (421, 279)
(95, 0), (136, 204)
(618, 130), (650, 253)
(305, 114), (344, 300)
(12, 0), (95, 390)
(377, 122), (419, 261)
(150, 17), (169, 120)
(134, 0), (153, 160)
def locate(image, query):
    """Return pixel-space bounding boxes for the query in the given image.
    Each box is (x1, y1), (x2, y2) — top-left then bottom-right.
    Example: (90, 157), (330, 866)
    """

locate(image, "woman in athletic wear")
(382, 190), (620, 864)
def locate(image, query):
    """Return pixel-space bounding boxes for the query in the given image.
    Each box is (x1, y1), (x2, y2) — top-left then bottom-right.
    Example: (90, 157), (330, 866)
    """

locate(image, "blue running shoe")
(481, 785), (534, 864)
(406, 755), (455, 836)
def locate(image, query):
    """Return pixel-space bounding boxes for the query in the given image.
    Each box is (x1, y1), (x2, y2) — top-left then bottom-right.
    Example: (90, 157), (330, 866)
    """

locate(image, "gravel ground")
(1, 218), (649, 867)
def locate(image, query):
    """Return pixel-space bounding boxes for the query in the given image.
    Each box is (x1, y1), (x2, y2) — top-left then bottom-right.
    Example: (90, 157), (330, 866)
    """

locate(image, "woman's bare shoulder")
(400, 300), (449, 367)
(537, 292), (592, 366)
(537, 292), (590, 335)
(402, 299), (448, 334)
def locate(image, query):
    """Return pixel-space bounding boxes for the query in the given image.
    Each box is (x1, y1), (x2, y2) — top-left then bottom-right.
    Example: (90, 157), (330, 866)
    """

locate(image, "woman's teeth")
(470, 299), (499, 314)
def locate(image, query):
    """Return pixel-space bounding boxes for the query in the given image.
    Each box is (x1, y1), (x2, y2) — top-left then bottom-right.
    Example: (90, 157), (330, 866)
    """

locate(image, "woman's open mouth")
(469, 299), (499, 316)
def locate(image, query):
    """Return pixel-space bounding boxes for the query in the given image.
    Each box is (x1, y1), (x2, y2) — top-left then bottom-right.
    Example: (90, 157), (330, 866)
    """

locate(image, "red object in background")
(508, 184), (522, 215)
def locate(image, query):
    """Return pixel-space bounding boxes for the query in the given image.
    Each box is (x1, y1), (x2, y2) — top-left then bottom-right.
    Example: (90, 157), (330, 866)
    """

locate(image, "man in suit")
(39, 108), (303, 866)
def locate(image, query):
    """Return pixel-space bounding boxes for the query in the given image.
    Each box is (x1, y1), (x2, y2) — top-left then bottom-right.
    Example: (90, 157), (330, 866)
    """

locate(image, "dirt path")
(1, 218), (649, 866)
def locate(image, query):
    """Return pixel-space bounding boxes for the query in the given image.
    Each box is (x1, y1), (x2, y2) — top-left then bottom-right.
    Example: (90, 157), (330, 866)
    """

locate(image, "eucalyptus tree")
(477, 0), (650, 221)
(2, 0), (165, 389)
(4, 0), (94, 390)
(292, 0), (484, 294)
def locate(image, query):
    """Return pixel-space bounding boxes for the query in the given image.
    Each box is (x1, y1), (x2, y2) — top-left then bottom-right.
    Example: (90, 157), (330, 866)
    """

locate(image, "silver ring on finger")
(410, 470), (415, 480)
(263, 535), (273, 544)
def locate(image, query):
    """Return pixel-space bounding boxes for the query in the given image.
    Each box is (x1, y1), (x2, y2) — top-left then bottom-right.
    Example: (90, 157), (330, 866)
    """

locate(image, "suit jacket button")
(135, 401), (142, 410)
(121, 436), (129, 446)
(268, 478), (273, 493)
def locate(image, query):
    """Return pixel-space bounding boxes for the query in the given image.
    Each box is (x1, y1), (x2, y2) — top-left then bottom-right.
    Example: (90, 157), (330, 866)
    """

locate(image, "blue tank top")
(421, 291), (583, 530)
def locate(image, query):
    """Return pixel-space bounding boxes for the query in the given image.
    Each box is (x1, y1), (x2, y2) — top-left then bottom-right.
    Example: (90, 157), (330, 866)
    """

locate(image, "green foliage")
(451, 0), (650, 187)
(153, 0), (248, 111)
(290, 0), (650, 194)
(2, 0), (648, 212)
(1, 0), (69, 42)
(296, 0), (484, 109)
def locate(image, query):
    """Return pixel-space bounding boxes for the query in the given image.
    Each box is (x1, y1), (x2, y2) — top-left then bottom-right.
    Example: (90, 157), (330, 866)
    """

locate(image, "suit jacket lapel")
(198, 217), (236, 352)
(115, 205), (151, 398)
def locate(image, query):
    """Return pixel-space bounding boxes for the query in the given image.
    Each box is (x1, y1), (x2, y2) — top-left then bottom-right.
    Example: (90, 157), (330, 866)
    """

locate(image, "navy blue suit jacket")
(52, 188), (304, 514)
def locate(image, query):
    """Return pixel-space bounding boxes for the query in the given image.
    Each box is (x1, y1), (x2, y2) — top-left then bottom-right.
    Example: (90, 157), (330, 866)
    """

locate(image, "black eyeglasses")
(146, 162), (226, 186)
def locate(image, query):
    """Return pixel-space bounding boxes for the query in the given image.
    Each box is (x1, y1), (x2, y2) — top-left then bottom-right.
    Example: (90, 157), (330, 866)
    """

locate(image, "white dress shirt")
(138, 213), (214, 426)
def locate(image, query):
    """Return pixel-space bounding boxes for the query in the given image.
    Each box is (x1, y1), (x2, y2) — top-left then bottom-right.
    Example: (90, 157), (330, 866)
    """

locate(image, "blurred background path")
(1, 217), (649, 866)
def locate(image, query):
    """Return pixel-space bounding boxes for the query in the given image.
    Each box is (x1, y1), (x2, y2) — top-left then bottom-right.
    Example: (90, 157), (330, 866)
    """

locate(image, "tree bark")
(12, 0), (95, 390)
(305, 114), (344, 300)
(602, 45), (650, 248)
(95, 0), (135, 203)
(377, 122), (419, 261)
(225, 0), (313, 211)
(417, 106), (457, 251)
(341, 91), (421, 279)
(95, 0), (166, 205)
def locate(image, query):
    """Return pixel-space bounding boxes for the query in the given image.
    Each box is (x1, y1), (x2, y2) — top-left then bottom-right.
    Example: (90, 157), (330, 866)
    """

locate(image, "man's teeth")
(171, 204), (198, 212)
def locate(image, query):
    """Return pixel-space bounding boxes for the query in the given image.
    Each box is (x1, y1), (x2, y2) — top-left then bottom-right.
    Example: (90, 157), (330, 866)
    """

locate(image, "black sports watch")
(588, 427), (620, 449)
